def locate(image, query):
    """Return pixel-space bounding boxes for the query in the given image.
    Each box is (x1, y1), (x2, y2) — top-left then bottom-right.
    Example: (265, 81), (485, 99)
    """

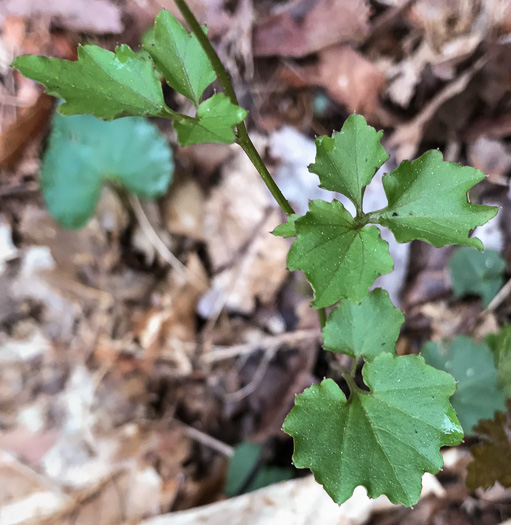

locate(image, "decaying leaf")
(467, 402), (511, 491)
(253, 0), (369, 57)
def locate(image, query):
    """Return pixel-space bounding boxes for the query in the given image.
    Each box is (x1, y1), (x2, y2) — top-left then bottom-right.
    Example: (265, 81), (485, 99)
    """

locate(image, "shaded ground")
(1, 0), (511, 523)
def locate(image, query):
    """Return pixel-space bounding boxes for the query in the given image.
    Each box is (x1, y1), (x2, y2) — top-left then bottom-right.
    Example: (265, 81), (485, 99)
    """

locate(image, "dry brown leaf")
(0, 93), (53, 169)
(300, 45), (385, 118)
(253, 0), (370, 57)
(164, 177), (206, 241)
(468, 137), (511, 184)
(0, 0), (123, 34)
(200, 148), (288, 315)
(467, 402), (511, 491)
(407, 0), (482, 50)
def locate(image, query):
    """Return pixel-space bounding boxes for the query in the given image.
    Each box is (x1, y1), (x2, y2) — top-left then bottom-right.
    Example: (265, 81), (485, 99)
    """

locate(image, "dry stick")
(129, 195), (207, 290)
(177, 421), (234, 457)
(472, 276), (511, 336)
(173, 0), (328, 329)
(484, 276), (511, 313)
(224, 345), (277, 402)
(201, 329), (320, 364)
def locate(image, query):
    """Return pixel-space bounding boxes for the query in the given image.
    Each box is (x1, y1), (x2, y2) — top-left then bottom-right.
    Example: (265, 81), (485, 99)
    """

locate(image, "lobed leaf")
(273, 214), (301, 238)
(283, 353), (463, 507)
(143, 10), (216, 107)
(13, 45), (167, 120)
(449, 247), (506, 307)
(41, 114), (173, 228)
(466, 403), (511, 491)
(287, 200), (393, 307)
(173, 93), (247, 146)
(422, 336), (506, 435)
(322, 288), (404, 360)
(373, 150), (498, 249)
(309, 114), (388, 211)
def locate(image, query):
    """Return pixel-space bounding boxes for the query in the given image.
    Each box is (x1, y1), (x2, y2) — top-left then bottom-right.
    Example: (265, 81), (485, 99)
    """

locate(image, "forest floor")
(1, 0), (511, 524)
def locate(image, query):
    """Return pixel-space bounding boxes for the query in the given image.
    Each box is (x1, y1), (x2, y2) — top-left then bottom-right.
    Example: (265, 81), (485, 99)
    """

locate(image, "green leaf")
(287, 200), (393, 307)
(273, 214), (300, 238)
(449, 247), (506, 307)
(41, 114), (173, 228)
(225, 442), (293, 497)
(13, 45), (167, 120)
(322, 288), (404, 360)
(422, 336), (506, 435)
(283, 353), (463, 507)
(486, 326), (511, 398)
(143, 10), (216, 107)
(466, 403), (511, 491)
(373, 150), (498, 249)
(173, 94), (247, 146)
(309, 114), (388, 211)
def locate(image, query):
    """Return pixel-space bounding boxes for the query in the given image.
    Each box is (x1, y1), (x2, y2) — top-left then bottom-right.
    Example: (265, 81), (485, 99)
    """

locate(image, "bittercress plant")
(12, 1), (499, 508)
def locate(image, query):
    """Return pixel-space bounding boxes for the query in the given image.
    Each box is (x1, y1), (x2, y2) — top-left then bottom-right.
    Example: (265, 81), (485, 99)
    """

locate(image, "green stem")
(317, 307), (326, 330)
(158, 106), (194, 122)
(174, 0), (325, 321)
(174, 0), (295, 216)
(174, 0), (239, 107)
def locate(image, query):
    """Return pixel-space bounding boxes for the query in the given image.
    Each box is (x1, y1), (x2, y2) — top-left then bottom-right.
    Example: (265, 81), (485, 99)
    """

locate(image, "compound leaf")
(173, 93), (247, 146)
(449, 247), (506, 307)
(422, 336), (506, 435)
(287, 200), (393, 308)
(273, 214), (300, 238)
(322, 288), (404, 360)
(283, 353), (463, 507)
(466, 403), (511, 490)
(309, 114), (388, 211)
(373, 150), (498, 249)
(143, 10), (216, 107)
(486, 326), (511, 398)
(13, 45), (167, 120)
(42, 114), (173, 228)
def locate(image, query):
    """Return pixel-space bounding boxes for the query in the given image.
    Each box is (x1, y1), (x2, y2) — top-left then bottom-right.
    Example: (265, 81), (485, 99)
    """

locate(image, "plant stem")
(174, 0), (326, 322)
(317, 307), (326, 329)
(174, 0), (295, 216)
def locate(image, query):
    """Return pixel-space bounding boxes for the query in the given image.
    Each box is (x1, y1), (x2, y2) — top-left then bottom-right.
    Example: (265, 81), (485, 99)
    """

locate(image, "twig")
(201, 329), (320, 364)
(129, 195), (207, 290)
(484, 276), (511, 313)
(177, 421), (234, 457)
(223, 345), (277, 402)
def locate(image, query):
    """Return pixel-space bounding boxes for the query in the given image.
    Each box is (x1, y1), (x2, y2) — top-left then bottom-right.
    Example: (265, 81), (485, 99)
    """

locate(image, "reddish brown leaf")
(300, 45), (385, 118)
(253, 0), (369, 58)
(0, 93), (53, 169)
(467, 402), (511, 491)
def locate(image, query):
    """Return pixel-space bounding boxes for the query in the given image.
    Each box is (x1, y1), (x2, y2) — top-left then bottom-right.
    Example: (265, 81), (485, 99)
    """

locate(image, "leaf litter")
(1, 0), (511, 523)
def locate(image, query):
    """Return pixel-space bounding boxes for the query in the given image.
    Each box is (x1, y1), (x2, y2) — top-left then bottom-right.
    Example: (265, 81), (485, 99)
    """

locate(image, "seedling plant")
(12, 0), (500, 507)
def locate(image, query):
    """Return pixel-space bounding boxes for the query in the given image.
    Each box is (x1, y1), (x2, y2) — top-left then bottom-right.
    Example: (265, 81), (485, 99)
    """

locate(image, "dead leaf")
(388, 56), (487, 161)
(0, 94), (53, 169)
(253, 0), (370, 57)
(164, 177), (206, 241)
(0, 0), (123, 34)
(468, 137), (511, 185)
(199, 147), (288, 316)
(300, 45), (385, 119)
(467, 402), (511, 491)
